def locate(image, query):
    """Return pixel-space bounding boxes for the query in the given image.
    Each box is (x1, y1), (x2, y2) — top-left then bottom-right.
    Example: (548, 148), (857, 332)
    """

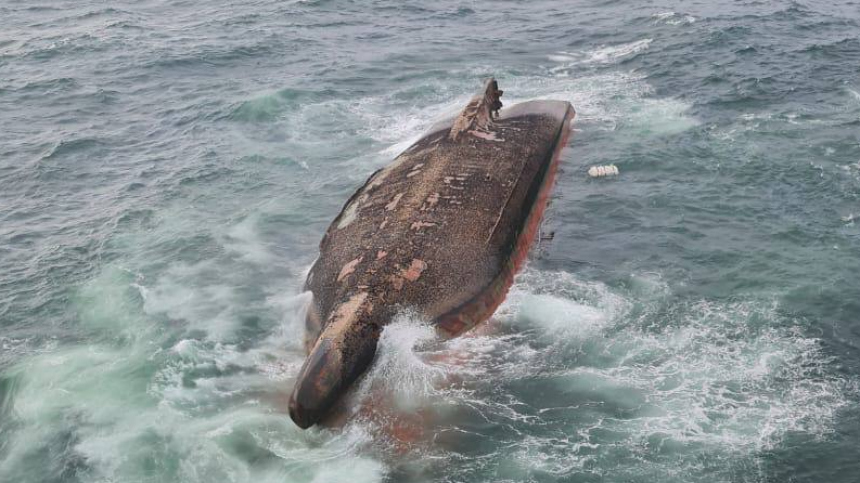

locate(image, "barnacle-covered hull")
(289, 80), (575, 429)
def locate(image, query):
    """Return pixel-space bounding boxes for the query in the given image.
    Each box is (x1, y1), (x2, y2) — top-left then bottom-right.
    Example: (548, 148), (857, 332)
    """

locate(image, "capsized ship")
(289, 79), (575, 429)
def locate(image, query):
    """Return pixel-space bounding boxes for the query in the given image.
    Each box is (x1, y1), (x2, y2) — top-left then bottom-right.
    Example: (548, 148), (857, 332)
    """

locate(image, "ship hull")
(289, 81), (574, 428)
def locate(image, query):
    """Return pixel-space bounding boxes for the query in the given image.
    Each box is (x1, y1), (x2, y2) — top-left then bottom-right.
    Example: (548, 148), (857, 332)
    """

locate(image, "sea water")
(2, 1), (860, 482)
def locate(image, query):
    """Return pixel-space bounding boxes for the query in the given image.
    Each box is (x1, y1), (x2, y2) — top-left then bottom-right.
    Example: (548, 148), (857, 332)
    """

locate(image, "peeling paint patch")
(380, 220), (389, 229)
(406, 163), (425, 178)
(337, 194), (368, 229)
(410, 221), (436, 230)
(471, 130), (503, 142)
(367, 167), (390, 190)
(337, 256), (363, 282)
(421, 192), (440, 210)
(385, 193), (404, 211)
(388, 275), (404, 291)
(337, 201), (359, 229)
(402, 259), (427, 282)
(324, 292), (369, 339)
(374, 155), (409, 182)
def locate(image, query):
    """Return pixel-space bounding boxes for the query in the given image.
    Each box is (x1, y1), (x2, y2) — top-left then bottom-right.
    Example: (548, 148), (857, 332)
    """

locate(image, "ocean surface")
(2, 1), (860, 482)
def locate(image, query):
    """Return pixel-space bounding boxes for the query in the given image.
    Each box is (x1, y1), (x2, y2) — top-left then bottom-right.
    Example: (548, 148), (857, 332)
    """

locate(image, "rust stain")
(337, 257), (363, 282)
(402, 259), (427, 282)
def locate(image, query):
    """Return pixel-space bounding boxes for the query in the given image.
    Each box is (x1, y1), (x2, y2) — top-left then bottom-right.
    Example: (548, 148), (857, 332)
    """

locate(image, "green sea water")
(2, 1), (860, 482)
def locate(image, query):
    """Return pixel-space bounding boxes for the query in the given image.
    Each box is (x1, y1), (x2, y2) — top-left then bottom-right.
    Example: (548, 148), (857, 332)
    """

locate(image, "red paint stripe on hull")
(438, 110), (575, 336)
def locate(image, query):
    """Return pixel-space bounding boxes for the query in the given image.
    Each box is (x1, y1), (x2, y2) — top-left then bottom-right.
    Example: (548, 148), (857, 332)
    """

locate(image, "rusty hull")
(289, 80), (575, 429)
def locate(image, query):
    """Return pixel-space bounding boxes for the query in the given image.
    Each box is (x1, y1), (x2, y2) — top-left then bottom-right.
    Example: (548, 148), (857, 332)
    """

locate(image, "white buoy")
(588, 164), (619, 178)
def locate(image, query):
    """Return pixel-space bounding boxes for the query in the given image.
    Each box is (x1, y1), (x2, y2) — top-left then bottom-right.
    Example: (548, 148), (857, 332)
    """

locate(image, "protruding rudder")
(449, 78), (504, 141)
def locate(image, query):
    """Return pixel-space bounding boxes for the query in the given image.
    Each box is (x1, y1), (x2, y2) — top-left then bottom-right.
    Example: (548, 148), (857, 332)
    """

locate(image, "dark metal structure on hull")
(289, 79), (575, 429)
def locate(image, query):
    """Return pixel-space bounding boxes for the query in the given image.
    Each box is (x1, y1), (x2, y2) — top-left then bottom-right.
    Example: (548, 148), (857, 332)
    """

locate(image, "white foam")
(547, 52), (583, 63)
(548, 40), (653, 68)
(172, 338), (198, 359)
(223, 214), (273, 265)
(139, 262), (241, 341)
(652, 12), (697, 25)
(348, 94), (467, 157)
(1, 62), (849, 483)
(353, 268), (853, 479)
(2, 261), (852, 483)
(505, 72), (698, 136)
(587, 39), (653, 64)
(355, 316), (448, 412)
(514, 293), (611, 339)
(73, 266), (150, 338)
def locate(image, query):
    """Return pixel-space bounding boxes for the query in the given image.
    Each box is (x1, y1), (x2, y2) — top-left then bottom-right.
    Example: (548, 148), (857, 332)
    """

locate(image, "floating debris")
(588, 164), (619, 178)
